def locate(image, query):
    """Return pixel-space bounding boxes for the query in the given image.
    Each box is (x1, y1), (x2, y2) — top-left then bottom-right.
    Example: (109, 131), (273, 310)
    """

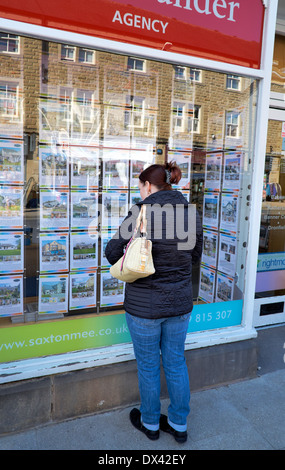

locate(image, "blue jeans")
(126, 312), (191, 432)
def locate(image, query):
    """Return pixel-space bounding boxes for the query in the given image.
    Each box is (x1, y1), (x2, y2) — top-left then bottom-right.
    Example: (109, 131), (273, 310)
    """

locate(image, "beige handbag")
(110, 205), (155, 283)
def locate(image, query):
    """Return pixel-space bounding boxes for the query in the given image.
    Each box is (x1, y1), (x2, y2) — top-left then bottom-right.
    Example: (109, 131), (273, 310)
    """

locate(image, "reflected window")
(124, 96), (145, 128)
(61, 44), (76, 61)
(173, 101), (185, 132)
(127, 57), (145, 72)
(78, 48), (95, 64)
(77, 89), (95, 123)
(188, 105), (200, 133)
(190, 68), (202, 82)
(0, 33), (20, 54)
(226, 75), (241, 91)
(0, 82), (19, 118)
(226, 111), (240, 138)
(174, 66), (186, 80)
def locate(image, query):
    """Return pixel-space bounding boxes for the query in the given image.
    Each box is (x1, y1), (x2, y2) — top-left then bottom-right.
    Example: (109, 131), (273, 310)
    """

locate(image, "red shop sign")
(0, 0), (265, 68)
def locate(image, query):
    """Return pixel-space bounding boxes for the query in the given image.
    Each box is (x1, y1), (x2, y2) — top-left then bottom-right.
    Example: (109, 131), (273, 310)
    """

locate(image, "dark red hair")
(139, 161), (181, 190)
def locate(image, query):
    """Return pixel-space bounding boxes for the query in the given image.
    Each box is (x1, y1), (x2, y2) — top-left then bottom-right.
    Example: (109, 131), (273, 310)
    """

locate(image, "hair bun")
(164, 161), (182, 185)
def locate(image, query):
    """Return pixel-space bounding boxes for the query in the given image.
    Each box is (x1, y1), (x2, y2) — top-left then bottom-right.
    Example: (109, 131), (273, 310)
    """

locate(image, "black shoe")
(129, 408), (159, 441)
(159, 414), (187, 443)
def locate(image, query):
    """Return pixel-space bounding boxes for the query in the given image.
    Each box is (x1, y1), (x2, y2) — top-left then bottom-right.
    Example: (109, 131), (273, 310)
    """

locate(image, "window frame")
(174, 65), (187, 80)
(189, 67), (202, 83)
(0, 81), (20, 118)
(124, 95), (145, 129)
(78, 47), (95, 65)
(0, 33), (20, 54)
(172, 101), (185, 133)
(127, 57), (146, 73)
(225, 110), (241, 138)
(76, 89), (96, 123)
(188, 104), (201, 133)
(60, 44), (76, 62)
(226, 74), (241, 91)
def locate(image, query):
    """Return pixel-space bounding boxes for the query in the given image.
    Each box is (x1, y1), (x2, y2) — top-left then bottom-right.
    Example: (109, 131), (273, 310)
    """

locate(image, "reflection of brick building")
(0, 33), (257, 316)
(0, 35), (256, 168)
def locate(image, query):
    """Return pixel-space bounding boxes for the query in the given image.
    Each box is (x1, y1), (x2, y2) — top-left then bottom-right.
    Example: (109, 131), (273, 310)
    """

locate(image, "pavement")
(0, 325), (284, 451)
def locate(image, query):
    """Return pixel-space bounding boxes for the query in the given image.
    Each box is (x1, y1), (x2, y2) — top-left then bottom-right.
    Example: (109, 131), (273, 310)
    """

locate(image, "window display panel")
(255, 35), (285, 304)
(0, 34), (258, 342)
(168, 68), (258, 332)
(256, 119), (285, 298)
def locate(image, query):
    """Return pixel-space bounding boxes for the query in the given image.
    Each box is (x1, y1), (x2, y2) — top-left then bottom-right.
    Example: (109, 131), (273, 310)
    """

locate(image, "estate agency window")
(0, 33), (258, 355)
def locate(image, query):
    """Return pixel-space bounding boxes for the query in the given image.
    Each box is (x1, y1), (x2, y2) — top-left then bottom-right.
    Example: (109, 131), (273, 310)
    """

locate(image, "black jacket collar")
(137, 189), (189, 206)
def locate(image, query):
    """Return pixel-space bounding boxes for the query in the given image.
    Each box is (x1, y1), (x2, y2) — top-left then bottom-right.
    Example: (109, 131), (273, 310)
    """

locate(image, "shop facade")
(0, 0), (280, 434)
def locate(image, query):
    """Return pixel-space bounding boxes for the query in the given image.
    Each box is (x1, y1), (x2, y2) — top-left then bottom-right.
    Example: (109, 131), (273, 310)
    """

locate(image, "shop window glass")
(255, 119), (285, 299)
(0, 33), (259, 353)
(256, 34), (285, 301)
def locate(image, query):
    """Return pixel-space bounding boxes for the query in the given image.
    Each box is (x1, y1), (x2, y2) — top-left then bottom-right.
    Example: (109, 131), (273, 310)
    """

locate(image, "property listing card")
(217, 233), (237, 277)
(220, 193), (239, 235)
(202, 192), (220, 231)
(39, 145), (69, 189)
(69, 270), (97, 311)
(102, 191), (128, 229)
(71, 190), (98, 230)
(40, 189), (69, 231)
(215, 271), (234, 303)
(205, 153), (222, 192)
(201, 229), (218, 269)
(70, 231), (98, 271)
(39, 233), (69, 273)
(102, 148), (129, 189)
(100, 270), (124, 307)
(198, 265), (216, 304)
(222, 152), (243, 192)
(0, 231), (24, 274)
(38, 274), (68, 315)
(71, 146), (99, 189)
(0, 186), (23, 229)
(168, 150), (191, 189)
(0, 274), (23, 317)
(100, 231), (116, 268)
(130, 148), (155, 189)
(0, 140), (24, 185)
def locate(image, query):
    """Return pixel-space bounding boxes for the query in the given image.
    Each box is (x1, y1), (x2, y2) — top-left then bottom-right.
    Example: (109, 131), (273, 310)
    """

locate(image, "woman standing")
(105, 162), (203, 443)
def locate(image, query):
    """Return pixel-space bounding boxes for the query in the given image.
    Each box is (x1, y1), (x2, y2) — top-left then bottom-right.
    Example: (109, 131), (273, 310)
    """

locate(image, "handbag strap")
(135, 205), (147, 236)
(120, 205), (147, 272)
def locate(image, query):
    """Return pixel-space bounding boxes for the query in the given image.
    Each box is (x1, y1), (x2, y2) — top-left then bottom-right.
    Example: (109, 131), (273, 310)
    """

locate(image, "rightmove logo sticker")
(257, 252), (285, 272)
